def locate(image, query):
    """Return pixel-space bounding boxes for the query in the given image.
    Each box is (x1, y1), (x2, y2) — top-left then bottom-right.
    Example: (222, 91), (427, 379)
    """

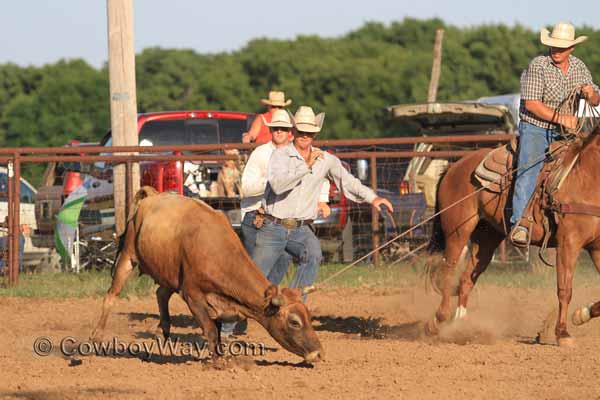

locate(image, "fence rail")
(1, 134), (513, 286)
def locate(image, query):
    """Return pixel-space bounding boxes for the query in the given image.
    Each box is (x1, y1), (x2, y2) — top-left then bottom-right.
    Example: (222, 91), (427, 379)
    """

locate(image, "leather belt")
(263, 214), (313, 229)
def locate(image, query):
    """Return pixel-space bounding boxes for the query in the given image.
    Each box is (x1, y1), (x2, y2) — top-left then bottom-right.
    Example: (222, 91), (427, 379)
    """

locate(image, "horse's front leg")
(555, 235), (582, 347)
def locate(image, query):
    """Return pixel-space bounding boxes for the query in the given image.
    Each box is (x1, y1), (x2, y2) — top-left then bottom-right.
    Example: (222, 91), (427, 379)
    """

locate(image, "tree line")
(2, 18), (600, 151)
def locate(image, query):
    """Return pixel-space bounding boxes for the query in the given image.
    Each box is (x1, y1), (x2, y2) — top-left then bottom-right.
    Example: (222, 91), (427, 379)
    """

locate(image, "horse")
(426, 128), (600, 346)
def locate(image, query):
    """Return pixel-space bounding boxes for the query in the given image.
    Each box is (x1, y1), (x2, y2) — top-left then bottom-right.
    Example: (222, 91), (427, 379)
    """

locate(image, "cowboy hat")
(540, 22), (587, 48)
(262, 109), (293, 128)
(260, 91), (292, 107)
(292, 106), (325, 133)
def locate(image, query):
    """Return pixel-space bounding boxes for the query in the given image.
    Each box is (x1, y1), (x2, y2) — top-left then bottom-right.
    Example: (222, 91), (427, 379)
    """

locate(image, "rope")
(303, 89), (600, 293)
(557, 85), (600, 137)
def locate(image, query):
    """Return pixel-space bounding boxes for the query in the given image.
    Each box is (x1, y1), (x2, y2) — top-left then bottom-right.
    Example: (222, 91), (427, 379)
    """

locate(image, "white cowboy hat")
(260, 91), (292, 107)
(262, 109), (293, 128)
(540, 22), (587, 48)
(292, 106), (325, 133)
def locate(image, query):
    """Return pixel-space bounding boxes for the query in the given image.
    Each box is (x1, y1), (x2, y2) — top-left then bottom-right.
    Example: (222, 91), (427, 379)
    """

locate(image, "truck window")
(220, 119), (247, 143)
(187, 119), (219, 144)
(139, 120), (187, 146)
(0, 172), (36, 203)
(20, 183), (35, 204)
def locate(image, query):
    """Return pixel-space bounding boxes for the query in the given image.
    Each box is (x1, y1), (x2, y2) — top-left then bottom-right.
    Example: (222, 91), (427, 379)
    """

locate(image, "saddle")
(474, 138), (576, 196)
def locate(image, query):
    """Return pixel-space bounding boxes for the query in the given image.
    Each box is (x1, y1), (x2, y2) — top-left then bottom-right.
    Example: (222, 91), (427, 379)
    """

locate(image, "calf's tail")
(111, 186), (160, 276)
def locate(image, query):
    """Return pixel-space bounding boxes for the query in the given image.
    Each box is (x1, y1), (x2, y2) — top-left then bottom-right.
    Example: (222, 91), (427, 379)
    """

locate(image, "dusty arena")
(2, 280), (600, 399)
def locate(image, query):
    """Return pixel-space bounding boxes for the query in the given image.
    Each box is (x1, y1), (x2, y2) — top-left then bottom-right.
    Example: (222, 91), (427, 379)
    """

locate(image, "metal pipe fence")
(1, 134), (513, 285)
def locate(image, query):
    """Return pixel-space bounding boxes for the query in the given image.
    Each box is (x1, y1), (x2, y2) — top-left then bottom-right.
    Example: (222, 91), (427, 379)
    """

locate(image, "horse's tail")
(427, 170), (448, 254)
(111, 186), (159, 276)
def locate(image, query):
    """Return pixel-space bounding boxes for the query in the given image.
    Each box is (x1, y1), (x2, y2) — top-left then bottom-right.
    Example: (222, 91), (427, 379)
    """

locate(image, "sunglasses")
(296, 130), (316, 136)
(270, 127), (291, 133)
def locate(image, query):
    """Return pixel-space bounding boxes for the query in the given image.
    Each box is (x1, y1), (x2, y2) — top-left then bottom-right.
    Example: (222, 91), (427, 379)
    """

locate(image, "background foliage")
(1, 18), (599, 151)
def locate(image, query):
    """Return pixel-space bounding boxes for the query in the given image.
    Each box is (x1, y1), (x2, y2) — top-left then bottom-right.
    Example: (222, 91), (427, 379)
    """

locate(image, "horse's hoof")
(572, 307), (591, 326)
(424, 316), (440, 336)
(557, 336), (576, 348)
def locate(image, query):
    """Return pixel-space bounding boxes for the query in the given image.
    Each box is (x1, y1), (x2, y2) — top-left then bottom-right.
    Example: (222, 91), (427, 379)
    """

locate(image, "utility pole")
(427, 29), (445, 103)
(107, 0), (139, 235)
(410, 28), (445, 193)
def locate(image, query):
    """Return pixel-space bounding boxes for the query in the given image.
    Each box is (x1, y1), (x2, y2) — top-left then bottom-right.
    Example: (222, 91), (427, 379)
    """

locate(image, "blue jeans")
(240, 211), (291, 283)
(252, 220), (322, 292)
(510, 121), (560, 226)
(221, 211), (291, 335)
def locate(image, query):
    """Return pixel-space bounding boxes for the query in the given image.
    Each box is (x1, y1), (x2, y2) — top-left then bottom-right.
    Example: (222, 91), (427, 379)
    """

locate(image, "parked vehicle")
(387, 95), (519, 208)
(0, 166), (55, 271)
(0, 166), (37, 230)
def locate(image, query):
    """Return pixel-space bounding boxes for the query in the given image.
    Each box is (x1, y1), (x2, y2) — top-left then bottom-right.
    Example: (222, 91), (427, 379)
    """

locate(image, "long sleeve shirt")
(264, 143), (377, 220)
(241, 142), (329, 215)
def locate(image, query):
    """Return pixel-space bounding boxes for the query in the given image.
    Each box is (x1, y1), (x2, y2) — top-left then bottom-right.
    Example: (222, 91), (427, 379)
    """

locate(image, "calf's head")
(263, 285), (323, 363)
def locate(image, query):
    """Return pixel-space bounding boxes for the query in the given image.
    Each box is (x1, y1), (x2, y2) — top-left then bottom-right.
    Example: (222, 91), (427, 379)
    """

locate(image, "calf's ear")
(264, 284), (285, 314)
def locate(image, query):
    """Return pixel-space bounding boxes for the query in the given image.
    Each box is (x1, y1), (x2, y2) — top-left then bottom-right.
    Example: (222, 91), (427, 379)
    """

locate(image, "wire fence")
(0, 134), (514, 286)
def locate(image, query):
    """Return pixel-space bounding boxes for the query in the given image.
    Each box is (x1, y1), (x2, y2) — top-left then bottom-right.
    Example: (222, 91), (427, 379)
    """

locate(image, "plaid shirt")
(520, 55), (598, 129)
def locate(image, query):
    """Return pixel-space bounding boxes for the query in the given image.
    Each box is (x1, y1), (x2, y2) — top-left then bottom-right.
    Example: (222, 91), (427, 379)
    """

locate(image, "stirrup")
(510, 225), (530, 248)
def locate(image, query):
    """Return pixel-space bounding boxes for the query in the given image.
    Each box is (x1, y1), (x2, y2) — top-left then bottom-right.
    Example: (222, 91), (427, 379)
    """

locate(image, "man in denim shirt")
(510, 22), (600, 245)
(253, 106), (393, 292)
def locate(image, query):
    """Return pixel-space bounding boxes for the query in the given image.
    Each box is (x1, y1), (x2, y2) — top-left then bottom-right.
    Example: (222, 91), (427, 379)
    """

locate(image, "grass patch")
(0, 269), (155, 298)
(1, 254), (599, 298)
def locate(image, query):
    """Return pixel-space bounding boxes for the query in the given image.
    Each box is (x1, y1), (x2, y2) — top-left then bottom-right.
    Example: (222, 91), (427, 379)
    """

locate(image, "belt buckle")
(281, 218), (297, 229)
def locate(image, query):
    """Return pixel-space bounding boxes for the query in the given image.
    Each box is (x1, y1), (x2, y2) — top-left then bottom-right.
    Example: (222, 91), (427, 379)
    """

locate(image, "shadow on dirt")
(255, 359), (315, 368)
(0, 388), (142, 400)
(121, 312), (198, 329)
(313, 315), (424, 340)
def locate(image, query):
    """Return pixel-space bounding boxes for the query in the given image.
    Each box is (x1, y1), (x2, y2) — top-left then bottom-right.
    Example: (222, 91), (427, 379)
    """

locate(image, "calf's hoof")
(557, 336), (576, 348)
(572, 306), (591, 326)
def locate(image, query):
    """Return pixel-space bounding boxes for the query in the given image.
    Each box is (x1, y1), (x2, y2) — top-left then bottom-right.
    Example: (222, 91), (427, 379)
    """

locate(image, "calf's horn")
(302, 285), (317, 295)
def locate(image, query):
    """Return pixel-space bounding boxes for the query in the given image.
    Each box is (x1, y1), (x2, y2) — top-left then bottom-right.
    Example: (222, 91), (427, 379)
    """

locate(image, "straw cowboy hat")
(292, 106), (325, 133)
(260, 91), (292, 107)
(541, 22), (587, 48)
(262, 109), (293, 128)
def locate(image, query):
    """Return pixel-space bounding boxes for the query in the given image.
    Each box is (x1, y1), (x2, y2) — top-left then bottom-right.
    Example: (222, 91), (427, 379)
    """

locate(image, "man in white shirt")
(253, 106), (393, 292)
(221, 109), (329, 336)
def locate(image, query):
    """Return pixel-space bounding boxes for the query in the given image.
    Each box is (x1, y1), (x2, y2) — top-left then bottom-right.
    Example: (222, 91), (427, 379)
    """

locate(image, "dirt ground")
(1, 284), (600, 400)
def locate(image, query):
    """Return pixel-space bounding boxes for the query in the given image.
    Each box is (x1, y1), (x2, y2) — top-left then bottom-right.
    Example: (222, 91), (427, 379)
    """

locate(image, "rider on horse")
(511, 22), (600, 245)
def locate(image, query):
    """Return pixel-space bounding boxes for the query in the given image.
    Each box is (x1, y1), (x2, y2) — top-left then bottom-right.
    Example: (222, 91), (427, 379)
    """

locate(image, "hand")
(372, 197), (394, 213)
(242, 132), (252, 143)
(307, 149), (324, 168)
(558, 114), (578, 131)
(317, 202), (331, 218)
(582, 85), (595, 100)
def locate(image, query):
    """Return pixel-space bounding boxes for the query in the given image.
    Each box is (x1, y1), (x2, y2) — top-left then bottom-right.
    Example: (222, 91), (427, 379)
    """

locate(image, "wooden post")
(6, 160), (14, 285)
(107, 0), (139, 235)
(370, 156), (380, 265)
(427, 29), (444, 103)
(11, 155), (20, 285)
